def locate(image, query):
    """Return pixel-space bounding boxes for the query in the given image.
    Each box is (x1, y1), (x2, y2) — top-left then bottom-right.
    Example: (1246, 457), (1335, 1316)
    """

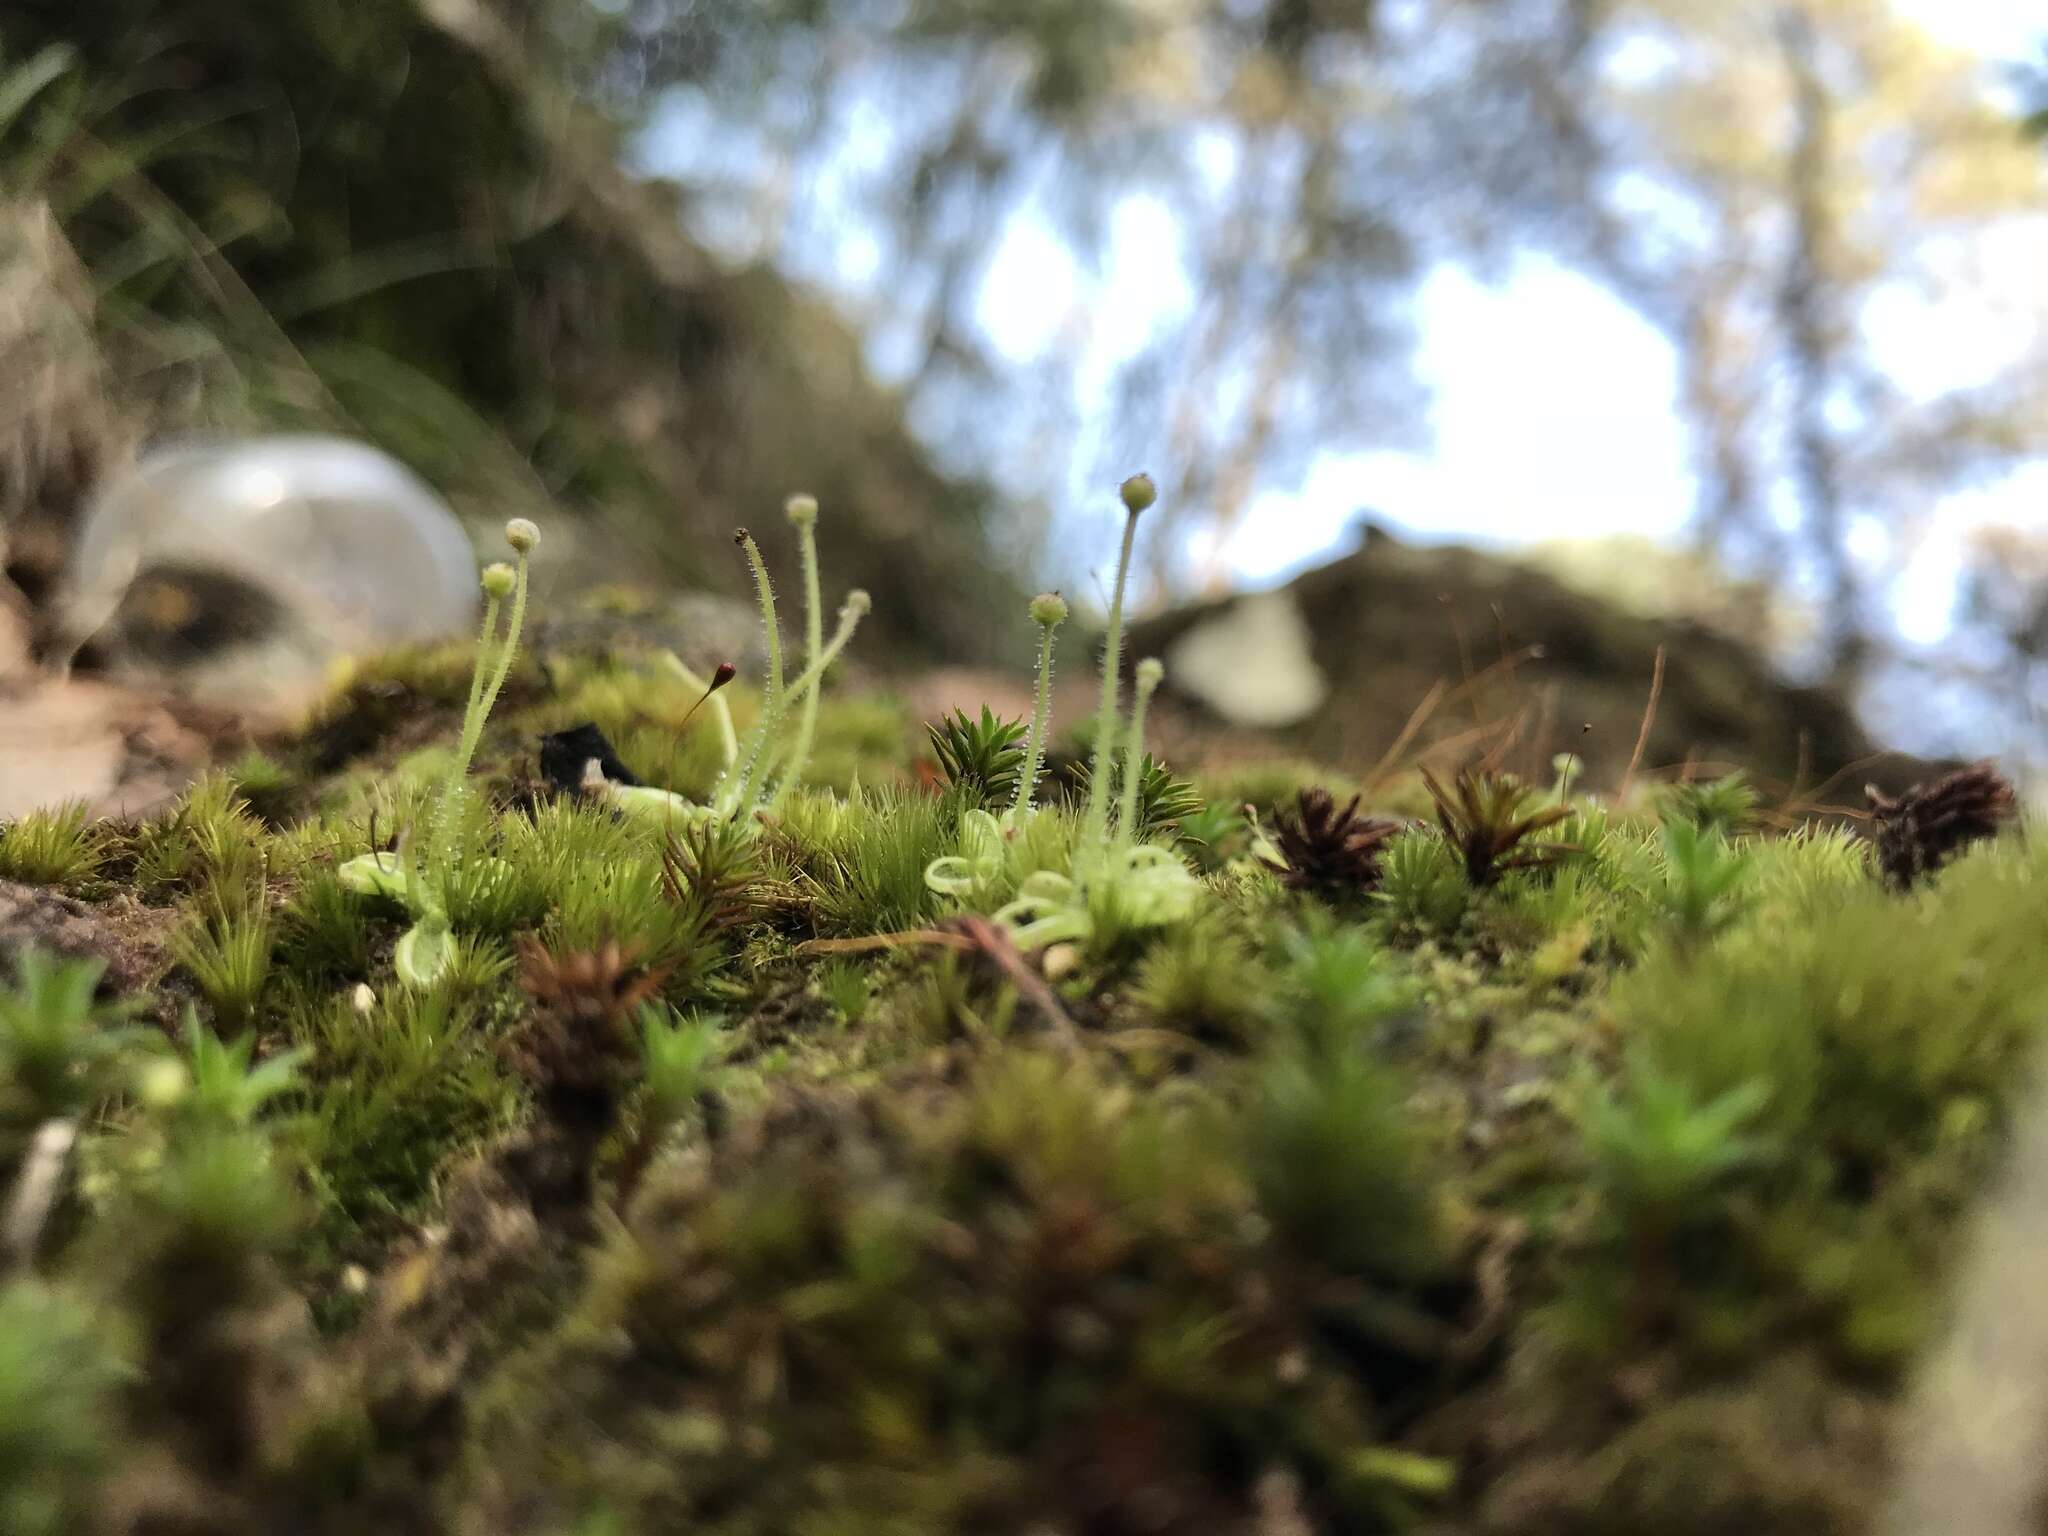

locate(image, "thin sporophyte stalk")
(716, 509), (871, 819)
(776, 494), (825, 806)
(661, 655), (739, 771)
(720, 527), (785, 815)
(1082, 473), (1155, 849)
(1117, 657), (1165, 845)
(1013, 592), (1069, 820)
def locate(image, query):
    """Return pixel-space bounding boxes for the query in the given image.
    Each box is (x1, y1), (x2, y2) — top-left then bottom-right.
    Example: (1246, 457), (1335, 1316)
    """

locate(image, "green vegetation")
(0, 488), (2034, 1534)
(925, 705), (1029, 807)
(0, 952), (141, 1137)
(336, 519), (538, 986)
(170, 891), (274, 1033)
(0, 802), (103, 888)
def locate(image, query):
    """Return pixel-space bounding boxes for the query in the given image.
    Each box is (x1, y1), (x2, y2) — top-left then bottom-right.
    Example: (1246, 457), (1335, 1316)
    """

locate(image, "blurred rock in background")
(1132, 525), (1939, 800)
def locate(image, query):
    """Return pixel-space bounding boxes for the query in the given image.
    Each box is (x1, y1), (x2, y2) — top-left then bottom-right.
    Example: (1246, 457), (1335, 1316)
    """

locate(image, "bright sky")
(642, 0), (2045, 657)
(967, 0), (2048, 649)
(1169, 0), (2046, 647)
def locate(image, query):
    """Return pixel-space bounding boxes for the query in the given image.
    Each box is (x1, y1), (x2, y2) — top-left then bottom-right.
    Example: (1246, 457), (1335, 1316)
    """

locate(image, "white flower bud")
(785, 493), (819, 527)
(504, 518), (540, 553)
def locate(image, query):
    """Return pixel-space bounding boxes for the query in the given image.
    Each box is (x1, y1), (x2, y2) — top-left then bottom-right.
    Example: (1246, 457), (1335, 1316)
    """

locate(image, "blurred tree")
(1526, 2), (2048, 692)
(562, 0), (2048, 693)
(8, 0), (2045, 709)
(561, 0), (1435, 593)
(2021, 43), (2048, 139)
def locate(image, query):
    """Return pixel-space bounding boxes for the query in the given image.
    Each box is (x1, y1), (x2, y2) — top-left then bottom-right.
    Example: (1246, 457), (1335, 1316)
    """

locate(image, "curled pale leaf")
(922, 809), (1008, 903)
(394, 916), (456, 989)
(337, 851), (409, 902)
(993, 847), (1200, 951)
(994, 870), (1087, 950)
(604, 782), (712, 827)
(924, 857), (983, 899)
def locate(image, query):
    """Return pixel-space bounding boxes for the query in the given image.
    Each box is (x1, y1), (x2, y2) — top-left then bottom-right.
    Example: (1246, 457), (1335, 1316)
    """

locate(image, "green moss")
(1575, 837), (2048, 1370)
(284, 983), (523, 1255)
(0, 551), (2037, 1530)
(169, 890), (275, 1033)
(0, 1280), (131, 1536)
(1128, 914), (1271, 1047)
(0, 801), (105, 888)
(805, 787), (960, 936)
(462, 1047), (1453, 1531)
(121, 772), (269, 903)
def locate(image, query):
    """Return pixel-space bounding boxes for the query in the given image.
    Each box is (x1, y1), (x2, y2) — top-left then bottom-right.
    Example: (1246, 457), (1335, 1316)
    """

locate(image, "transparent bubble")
(57, 434), (482, 698)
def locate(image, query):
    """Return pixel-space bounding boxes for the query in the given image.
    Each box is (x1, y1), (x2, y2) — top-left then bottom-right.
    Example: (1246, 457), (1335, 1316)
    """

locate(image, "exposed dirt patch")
(0, 878), (174, 996)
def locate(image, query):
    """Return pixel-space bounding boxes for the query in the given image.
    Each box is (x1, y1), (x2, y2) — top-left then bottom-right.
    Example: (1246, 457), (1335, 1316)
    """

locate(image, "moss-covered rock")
(0, 507), (2035, 1533)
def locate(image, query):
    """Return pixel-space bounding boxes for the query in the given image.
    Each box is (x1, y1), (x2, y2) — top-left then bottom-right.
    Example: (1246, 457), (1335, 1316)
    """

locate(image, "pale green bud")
(481, 562), (516, 599)
(1030, 592), (1070, 627)
(135, 1056), (190, 1110)
(1119, 473), (1157, 514)
(504, 517), (540, 554)
(1135, 657), (1164, 690)
(785, 493), (819, 527)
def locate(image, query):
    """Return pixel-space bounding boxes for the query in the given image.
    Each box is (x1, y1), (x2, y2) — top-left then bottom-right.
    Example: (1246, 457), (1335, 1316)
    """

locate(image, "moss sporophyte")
(586, 499), (870, 832)
(338, 518), (538, 987)
(339, 497), (869, 989)
(924, 475), (1199, 949)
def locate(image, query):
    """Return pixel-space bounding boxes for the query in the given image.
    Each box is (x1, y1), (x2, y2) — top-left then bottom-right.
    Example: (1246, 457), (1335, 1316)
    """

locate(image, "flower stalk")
(721, 529), (785, 815)
(1116, 657), (1165, 846)
(1013, 592), (1069, 819)
(777, 495), (826, 806)
(340, 518), (536, 986)
(711, 500), (871, 820)
(1083, 474), (1153, 849)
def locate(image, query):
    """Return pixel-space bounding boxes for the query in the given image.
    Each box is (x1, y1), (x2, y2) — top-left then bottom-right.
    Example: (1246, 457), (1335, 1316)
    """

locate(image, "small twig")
(1365, 650), (1541, 793)
(1775, 747), (1913, 822)
(1792, 729), (1813, 808)
(1491, 603), (1518, 689)
(1363, 680), (1447, 791)
(1439, 644), (1547, 715)
(949, 913), (1081, 1048)
(1526, 681), (1559, 784)
(1617, 646), (1665, 805)
(794, 929), (971, 957)
(1409, 721), (1512, 778)
(1442, 596), (1483, 729)
(1477, 703), (1533, 775)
